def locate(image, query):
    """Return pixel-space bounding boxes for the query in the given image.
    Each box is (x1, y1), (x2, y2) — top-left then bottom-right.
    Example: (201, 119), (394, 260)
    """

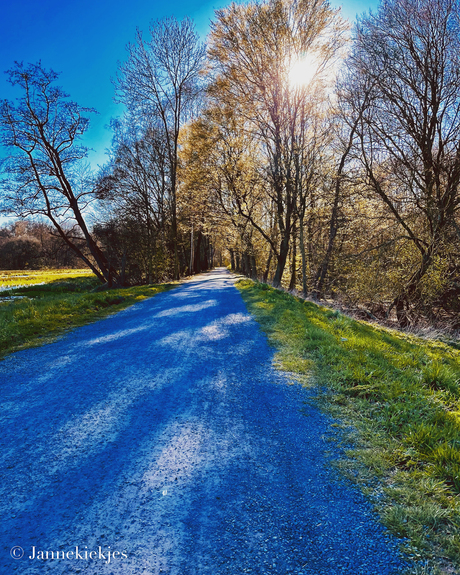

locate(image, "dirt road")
(0, 268), (406, 574)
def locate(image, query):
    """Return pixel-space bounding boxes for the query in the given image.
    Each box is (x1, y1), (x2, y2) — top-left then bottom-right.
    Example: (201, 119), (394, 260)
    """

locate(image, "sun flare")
(288, 55), (320, 88)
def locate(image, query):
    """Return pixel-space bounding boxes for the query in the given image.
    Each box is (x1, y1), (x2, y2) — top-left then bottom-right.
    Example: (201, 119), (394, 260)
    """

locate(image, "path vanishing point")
(0, 268), (408, 574)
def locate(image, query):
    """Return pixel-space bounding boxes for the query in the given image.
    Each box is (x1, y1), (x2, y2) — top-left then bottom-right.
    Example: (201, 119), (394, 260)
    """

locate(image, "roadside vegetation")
(237, 278), (460, 575)
(0, 269), (175, 358)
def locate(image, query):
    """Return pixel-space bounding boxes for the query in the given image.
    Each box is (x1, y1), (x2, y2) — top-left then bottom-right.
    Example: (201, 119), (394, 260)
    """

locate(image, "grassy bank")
(0, 271), (175, 358)
(236, 279), (460, 575)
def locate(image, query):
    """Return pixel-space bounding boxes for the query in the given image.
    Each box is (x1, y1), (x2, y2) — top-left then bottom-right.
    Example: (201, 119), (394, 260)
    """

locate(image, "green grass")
(0, 272), (176, 358)
(236, 279), (460, 575)
(0, 268), (92, 289)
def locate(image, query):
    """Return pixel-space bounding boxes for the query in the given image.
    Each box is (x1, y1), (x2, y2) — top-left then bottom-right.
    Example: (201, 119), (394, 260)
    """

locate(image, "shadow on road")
(0, 268), (406, 574)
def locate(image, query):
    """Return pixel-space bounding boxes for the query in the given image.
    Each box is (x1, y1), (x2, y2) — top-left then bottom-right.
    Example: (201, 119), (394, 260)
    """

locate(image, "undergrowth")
(0, 274), (175, 358)
(236, 278), (460, 575)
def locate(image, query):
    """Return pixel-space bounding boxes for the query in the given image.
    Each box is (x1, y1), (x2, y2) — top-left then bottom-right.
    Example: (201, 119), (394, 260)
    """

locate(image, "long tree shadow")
(0, 269), (407, 574)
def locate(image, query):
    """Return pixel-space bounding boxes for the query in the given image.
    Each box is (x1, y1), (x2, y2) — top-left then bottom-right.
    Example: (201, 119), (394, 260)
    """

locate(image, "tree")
(208, 0), (346, 286)
(179, 106), (272, 278)
(178, 116), (228, 275)
(345, 0), (460, 324)
(312, 79), (374, 298)
(0, 236), (41, 269)
(0, 62), (117, 284)
(96, 118), (171, 283)
(115, 17), (207, 280)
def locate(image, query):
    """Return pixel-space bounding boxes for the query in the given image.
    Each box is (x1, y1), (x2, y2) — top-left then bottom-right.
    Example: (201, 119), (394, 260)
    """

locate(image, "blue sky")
(0, 0), (378, 171)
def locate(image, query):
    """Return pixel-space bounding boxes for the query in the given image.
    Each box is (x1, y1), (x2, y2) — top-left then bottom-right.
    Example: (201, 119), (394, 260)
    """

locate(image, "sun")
(288, 55), (320, 88)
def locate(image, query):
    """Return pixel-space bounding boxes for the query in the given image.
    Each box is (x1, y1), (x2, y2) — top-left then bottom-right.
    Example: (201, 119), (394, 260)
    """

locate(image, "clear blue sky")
(0, 0), (378, 171)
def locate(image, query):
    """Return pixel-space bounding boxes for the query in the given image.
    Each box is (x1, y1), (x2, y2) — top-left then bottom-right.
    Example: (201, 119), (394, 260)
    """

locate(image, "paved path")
(0, 268), (407, 574)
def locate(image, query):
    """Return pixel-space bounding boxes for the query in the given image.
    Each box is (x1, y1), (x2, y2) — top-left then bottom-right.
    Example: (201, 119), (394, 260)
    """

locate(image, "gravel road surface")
(0, 268), (407, 574)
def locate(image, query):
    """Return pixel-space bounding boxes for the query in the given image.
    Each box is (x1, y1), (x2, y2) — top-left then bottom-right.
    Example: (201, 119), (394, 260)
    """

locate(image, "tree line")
(0, 221), (82, 270)
(1, 0), (460, 328)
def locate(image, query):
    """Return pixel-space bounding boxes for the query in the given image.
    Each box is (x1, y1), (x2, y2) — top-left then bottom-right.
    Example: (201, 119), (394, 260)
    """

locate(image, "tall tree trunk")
(194, 230), (202, 273)
(120, 246), (127, 286)
(289, 222), (297, 291)
(263, 250), (272, 282)
(69, 197), (119, 286)
(203, 235), (209, 271)
(299, 216), (308, 297)
(242, 252), (250, 276)
(250, 254), (257, 279)
(171, 200), (179, 280)
(313, 182), (341, 298)
(273, 232), (290, 287)
(209, 239), (213, 269)
(313, 98), (367, 298)
(189, 222), (194, 275)
(272, 154), (293, 287)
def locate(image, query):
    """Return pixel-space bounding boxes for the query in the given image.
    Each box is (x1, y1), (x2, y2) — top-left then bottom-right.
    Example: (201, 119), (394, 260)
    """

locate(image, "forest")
(1, 0), (459, 330)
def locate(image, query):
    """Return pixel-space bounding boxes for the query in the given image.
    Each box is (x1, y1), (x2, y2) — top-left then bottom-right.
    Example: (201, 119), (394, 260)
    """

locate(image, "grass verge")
(236, 278), (460, 575)
(0, 273), (176, 358)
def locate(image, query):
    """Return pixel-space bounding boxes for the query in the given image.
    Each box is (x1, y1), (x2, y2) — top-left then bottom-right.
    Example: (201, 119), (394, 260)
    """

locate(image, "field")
(0, 269), (175, 358)
(0, 269), (93, 290)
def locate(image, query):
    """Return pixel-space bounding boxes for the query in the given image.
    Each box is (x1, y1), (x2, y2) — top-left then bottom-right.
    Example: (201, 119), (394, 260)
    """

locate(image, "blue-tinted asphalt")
(0, 268), (408, 574)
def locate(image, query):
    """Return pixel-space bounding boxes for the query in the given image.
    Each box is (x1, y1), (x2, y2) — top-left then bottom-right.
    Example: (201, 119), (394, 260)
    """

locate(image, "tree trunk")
(250, 254), (257, 279)
(272, 232), (290, 287)
(189, 222), (194, 275)
(194, 230), (202, 273)
(313, 99), (365, 298)
(202, 235), (209, 271)
(289, 222), (297, 291)
(120, 246), (127, 286)
(263, 250), (272, 282)
(242, 252), (250, 276)
(299, 216), (308, 297)
(314, 184), (341, 299)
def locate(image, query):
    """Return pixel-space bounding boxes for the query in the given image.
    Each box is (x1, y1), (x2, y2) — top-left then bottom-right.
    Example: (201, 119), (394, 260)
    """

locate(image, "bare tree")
(209, 0), (346, 286)
(312, 76), (375, 298)
(96, 118), (171, 284)
(0, 62), (117, 284)
(115, 17), (206, 280)
(346, 0), (460, 324)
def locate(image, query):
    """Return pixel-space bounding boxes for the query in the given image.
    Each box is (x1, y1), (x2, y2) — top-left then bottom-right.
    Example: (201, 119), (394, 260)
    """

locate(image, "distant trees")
(180, 107), (266, 277)
(0, 220), (82, 269)
(0, 62), (118, 284)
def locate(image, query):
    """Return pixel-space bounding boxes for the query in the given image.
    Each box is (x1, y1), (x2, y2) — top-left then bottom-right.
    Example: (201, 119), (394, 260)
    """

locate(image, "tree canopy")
(1, 0), (460, 327)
